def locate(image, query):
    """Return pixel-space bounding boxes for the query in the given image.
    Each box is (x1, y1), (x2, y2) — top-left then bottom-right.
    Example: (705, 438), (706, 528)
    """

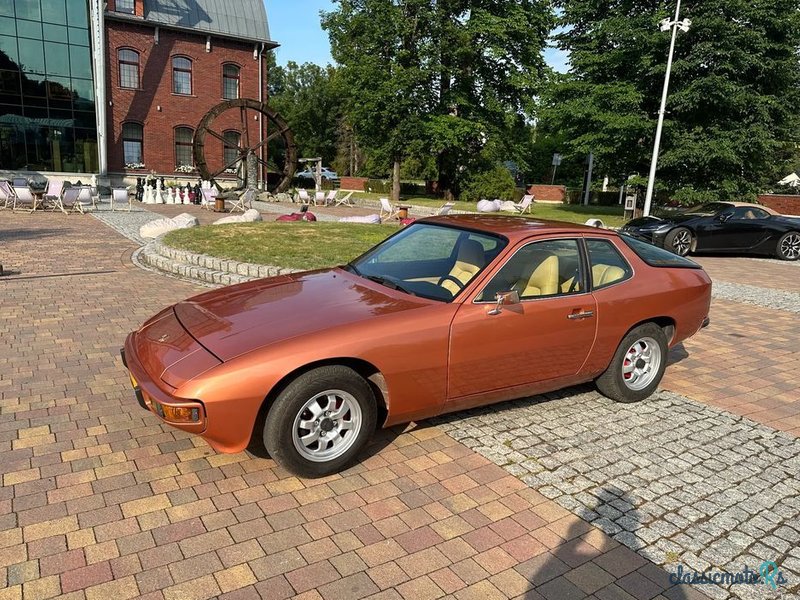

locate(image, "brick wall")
(340, 177), (368, 191)
(527, 184), (566, 203)
(758, 194), (800, 216)
(105, 21), (266, 177)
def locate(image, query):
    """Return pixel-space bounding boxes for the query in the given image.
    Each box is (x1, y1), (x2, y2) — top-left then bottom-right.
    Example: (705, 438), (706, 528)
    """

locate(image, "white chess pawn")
(182, 186), (189, 204)
(155, 179), (165, 204)
(143, 183), (154, 204)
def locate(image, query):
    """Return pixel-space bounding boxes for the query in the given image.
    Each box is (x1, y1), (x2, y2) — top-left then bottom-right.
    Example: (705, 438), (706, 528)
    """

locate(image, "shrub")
(460, 166), (516, 203)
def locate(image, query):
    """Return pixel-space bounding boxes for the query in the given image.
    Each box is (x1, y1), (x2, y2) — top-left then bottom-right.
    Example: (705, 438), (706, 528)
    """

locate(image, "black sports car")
(621, 202), (800, 261)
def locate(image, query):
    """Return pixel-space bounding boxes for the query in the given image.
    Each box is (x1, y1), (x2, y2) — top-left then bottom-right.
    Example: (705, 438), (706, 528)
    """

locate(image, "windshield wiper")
(364, 275), (416, 296)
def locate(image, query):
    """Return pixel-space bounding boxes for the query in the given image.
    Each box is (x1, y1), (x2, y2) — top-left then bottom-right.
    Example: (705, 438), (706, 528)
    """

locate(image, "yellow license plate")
(129, 372), (138, 389)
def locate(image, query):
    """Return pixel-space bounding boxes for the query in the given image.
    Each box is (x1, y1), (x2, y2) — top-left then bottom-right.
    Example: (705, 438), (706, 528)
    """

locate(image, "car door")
(447, 237), (597, 400)
(712, 207), (773, 250)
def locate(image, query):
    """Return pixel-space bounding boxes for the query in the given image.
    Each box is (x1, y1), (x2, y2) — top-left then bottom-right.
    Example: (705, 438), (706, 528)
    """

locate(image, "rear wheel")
(596, 323), (668, 403)
(776, 232), (800, 261)
(664, 227), (693, 256)
(264, 366), (377, 478)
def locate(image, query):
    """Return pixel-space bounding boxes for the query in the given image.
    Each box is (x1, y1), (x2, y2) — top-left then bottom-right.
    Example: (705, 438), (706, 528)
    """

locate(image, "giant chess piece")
(154, 179), (165, 204)
(136, 178), (144, 202)
(142, 182), (154, 204)
(192, 183), (202, 205)
(166, 187), (176, 204)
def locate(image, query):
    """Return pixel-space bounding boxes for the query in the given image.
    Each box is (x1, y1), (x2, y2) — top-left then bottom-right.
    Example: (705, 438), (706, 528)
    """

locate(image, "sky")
(263, 0), (569, 72)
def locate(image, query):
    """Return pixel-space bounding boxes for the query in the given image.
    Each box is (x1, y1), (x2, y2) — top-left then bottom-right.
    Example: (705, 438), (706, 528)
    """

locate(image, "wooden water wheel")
(193, 98), (297, 192)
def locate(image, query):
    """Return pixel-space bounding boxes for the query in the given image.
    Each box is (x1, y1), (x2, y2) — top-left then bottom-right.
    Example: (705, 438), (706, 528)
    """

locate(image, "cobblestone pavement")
(2, 212), (716, 600)
(436, 390), (800, 600)
(711, 282), (800, 314)
(693, 256), (800, 293)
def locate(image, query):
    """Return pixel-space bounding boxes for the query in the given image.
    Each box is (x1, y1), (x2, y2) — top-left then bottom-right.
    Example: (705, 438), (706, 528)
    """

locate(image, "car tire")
(776, 231), (800, 261)
(263, 365), (377, 478)
(595, 323), (668, 403)
(664, 227), (693, 256)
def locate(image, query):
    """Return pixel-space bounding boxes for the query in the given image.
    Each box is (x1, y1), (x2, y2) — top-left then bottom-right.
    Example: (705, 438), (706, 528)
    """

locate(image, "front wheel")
(595, 323), (668, 403)
(776, 231), (800, 261)
(664, 227), (693, 256)
(263, 366), (377, 477)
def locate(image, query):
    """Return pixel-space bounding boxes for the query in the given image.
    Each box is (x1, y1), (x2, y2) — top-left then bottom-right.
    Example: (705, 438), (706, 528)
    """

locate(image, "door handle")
(567, 310), (594, 320)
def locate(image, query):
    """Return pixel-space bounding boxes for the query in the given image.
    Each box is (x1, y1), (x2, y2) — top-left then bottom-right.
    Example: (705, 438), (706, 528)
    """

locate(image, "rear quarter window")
(619, 233), (702, 268)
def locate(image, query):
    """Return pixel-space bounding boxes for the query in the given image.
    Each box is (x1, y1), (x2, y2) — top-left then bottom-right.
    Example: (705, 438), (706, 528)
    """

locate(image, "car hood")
(173, 269), (434, 361)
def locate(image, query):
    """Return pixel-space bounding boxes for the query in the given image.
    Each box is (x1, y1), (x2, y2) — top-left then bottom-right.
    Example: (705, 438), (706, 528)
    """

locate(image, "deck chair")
(200, 187), (218, 210)
(379, 197), (399, 220)
(230, 188), (255, 213)
(43, 180), (65, 213)
(111, 188), (133, 212)
(12, 177), (28, 188)
(324, 190), (337, 206)
(297, 189), (311, 205)
(314, 191), (326, 206)
(511, 194), (534, 214)
(12, 186), (37, 212)
(61, 187), (81, 213)
(73, 186), (97, 213)
(334, 191), (355, 207)
(0, 180), (14, 209)
(437, 201), (455, 216)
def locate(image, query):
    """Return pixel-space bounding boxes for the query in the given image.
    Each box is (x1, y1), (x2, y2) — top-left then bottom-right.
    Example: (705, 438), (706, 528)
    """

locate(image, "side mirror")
(488, 290), (520, 315)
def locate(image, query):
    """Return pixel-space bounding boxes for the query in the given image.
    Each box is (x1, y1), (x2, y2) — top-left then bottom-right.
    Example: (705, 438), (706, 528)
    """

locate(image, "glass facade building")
(0, 0), (98, 173)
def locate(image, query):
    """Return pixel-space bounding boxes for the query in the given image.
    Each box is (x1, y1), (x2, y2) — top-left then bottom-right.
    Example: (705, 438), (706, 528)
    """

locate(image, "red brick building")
(104, 0), (276, 183)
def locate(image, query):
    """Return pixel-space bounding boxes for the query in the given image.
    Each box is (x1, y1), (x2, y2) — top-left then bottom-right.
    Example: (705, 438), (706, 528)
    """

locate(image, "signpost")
(551, 153), (562, 184)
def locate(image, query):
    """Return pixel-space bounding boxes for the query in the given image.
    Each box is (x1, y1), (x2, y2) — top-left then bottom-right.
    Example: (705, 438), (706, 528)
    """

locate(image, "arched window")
(118, 49), (139, 89)
(223, 130), (241, 171)
(222, 64), (240, 99)
(122, 122), (143, 166)
(172, 56), (192, 95)
(174, 127), (194, 167)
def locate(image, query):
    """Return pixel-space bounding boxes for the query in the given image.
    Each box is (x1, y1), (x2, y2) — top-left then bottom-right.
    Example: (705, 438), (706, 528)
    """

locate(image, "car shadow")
(0, 228), (66, 241)
(667, 342), (690, 366)
(517, 487), (697, 599)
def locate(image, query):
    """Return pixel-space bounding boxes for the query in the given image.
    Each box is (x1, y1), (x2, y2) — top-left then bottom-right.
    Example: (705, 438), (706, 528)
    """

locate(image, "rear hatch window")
(619, 233), (702, 269)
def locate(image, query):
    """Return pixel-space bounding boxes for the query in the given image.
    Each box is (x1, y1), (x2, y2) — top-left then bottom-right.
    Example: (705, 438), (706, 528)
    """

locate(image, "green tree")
(268, 55), (344, 168)
(545, 0), (800, 203)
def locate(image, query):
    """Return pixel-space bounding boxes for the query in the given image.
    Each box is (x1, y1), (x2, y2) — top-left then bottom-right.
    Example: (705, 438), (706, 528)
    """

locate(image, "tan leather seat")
(519, 254), (559, 297)
(440, 239), (485, 296)
(592, 264), (626, 287)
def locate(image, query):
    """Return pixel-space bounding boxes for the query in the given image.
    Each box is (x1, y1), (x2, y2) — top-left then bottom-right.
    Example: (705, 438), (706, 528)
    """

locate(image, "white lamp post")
(643, 1), (691, 216)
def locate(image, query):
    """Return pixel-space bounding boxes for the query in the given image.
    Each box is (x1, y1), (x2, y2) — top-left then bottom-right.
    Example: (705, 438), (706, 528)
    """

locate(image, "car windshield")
(683, 202), (731, 215)
(347, 223), (507, 302)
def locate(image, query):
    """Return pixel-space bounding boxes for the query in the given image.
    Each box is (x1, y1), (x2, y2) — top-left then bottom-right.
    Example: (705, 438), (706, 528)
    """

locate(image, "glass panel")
(174, 127), (192, 143)
(17, 19), (42, 39)
(15, 0), (42, 21)
(478, 239), (583, 301)
(0, 16), (16, 36)
(73, 109), (94, 127)
(0, 35), (20, 67)
(223, 130), (240, 165)
(122, 121), (142, 140)
(65, 0), (88, 27)
(19, 38), (45, 73)
(119, 63), (137, 88)
(68, 26), (88, 46)
(68, 44), (90, 78)
(619, 234), (701, 268)
(0, 3), (13, 17)
(174, 127), (193, 166)
(115, 0), (135, 13)
(75, 126), (98, 172)
(48, 107), (72, 120)
(0, 103), (24, 116)
(71, 76), (93, 102)
(0, 70), (21, 104)
(44, 41), (69, 76)
(0, 123), (28, 170)
(123, 140), (142, 163)
(43, 23), (68, 43)
(173, 56), (191, 70)
(41, 0), (67, 24)
(21, 71), (47, 98)
(586, 239), (633, 290)
(173, 70), (191, 94)
(47, 75), (71, 98)
(119, 48), (138, 63)
(23, 104), (48, 118)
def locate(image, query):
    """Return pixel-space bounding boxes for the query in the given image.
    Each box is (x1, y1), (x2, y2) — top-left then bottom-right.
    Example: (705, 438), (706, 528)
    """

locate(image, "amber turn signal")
(152, 401), (201, 423)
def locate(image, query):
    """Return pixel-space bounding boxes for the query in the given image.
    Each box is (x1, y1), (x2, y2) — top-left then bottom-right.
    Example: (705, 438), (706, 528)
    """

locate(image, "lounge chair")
(511, 194), (534, 214)
(43, 180), (66, 214)
(0, 181), (14, 209)
(335, 191), (355, 207)
(201, 187), (218, 210)
(437, 201), (455, 216)
(61, 187), (82, 213)
(230, 188), (255, 213)
(297, 189), (311, 205)
(324, 190), (338, 206)
(73, 186), (97, 213)
(379, 197), (399, 220)
(112, 188), (133, 212)
(12, 186), (37, 212)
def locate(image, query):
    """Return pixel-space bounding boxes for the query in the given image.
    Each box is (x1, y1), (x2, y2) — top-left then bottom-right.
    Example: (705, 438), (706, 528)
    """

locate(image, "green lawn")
(349, 192), (626, 227)
(164, 222), (396, 270)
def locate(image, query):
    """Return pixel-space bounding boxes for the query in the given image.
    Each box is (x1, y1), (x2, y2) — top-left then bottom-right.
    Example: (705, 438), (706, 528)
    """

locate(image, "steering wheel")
(437, 274), (465, 291)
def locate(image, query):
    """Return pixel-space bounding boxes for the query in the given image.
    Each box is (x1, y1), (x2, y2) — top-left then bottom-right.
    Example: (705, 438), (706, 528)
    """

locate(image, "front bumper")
(121, 334), (207, 434)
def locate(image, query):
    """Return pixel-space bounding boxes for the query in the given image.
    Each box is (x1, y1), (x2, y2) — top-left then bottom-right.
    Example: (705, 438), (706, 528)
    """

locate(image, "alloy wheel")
(291, 389), (362, 462)
(780, 233), (800, 260)
(672, 230), (691, 255)
(622, 337), (662, 391)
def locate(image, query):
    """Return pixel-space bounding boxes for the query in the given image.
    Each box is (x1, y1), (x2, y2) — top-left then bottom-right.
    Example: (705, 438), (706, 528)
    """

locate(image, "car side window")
(732, 207), (768, 220)
(477, 239), (584, 302)
(586, 239), (633, 290)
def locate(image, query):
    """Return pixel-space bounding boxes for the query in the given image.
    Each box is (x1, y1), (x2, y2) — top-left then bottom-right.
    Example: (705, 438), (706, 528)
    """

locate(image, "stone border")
(135, 235), (300, 287)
